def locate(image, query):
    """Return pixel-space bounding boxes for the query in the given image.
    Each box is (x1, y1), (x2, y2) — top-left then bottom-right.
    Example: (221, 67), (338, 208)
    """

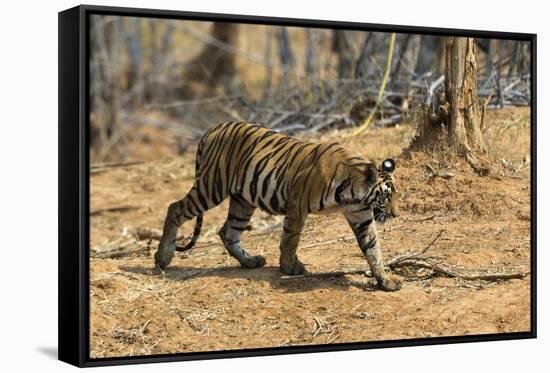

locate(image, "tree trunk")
(496, 39), (506, 108)
(390, 34), (412, 79)
(411, 37), (487, 173)
(354, 32), (372, 79)
(263, 28), (274, 98)
(305, 29), (319, 78)
(508, 40), (520, 77)
(485, 39), (496, 77)
(183, 22), (239, 92)
(123, 18), (143, 106)
(445, 37), (486, 153)
(146, 20), (174, 103)
(332, 30), (356, 79)
(89, 16), (122, 160)
(517, 41), (530, 76)
(277, 27), (295, 71)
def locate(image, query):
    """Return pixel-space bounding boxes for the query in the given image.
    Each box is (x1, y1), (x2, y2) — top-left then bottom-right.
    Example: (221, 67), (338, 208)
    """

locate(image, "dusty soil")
(89, 108), (531, 358)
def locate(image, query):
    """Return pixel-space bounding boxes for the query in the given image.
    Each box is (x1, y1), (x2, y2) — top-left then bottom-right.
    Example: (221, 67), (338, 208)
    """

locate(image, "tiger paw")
(378, 276), (402, 291)
(154, 242), (175, 271)
(154, 253), (170, 271)
(280, 258), (306, 276)
(241, 255), (266, 269)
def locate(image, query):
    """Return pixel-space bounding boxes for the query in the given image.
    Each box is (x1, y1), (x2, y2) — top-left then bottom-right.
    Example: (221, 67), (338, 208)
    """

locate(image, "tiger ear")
(380, 159), (396, 173)
(365, 163), (378, 182)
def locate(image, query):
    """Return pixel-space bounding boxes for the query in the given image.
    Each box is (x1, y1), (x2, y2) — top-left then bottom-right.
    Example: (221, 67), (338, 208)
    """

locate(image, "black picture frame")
(58, 4), (537, 368)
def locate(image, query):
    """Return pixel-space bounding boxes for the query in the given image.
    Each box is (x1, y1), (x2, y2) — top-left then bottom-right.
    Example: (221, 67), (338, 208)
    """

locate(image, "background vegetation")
(89, 15), (531, 162)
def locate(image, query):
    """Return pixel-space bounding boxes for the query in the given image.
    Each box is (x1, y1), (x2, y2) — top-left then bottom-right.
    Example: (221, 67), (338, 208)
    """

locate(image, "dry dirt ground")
(89, 108), (531, 358)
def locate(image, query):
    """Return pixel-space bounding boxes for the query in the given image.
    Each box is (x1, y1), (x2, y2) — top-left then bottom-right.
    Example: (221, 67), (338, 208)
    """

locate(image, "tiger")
(154, 121), (402, 291)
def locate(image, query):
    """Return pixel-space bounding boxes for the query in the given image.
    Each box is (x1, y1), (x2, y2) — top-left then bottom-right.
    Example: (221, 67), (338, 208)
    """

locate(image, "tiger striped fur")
(155, 121), (401, 291)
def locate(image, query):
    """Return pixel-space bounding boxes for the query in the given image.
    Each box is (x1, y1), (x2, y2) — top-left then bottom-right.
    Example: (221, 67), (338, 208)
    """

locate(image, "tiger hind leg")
(155, 184), (213, 270)
(219, 196), (266, 269)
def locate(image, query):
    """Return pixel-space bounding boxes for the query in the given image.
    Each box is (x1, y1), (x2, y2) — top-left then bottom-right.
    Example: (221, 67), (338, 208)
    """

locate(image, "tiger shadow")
(119, 264), (378, 293)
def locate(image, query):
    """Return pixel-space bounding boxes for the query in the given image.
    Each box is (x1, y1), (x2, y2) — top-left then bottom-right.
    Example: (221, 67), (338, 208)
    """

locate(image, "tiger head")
(371, 159), (400, 223)
(336, 158), (400, 221)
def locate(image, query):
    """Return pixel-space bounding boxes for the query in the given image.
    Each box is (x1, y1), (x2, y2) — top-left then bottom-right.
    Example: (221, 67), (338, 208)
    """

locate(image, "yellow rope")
(353, 33), (396, 136)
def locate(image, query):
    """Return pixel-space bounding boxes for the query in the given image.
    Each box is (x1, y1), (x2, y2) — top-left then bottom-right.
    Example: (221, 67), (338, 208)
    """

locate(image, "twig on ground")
(425, 164), (455, 180)
(389, 259), (528, 281)
(405, 213), (442, 222)
(92, 244), (152, 259)
(124, 226), (163, 241)
(385, 230), (444, 267)
(465, 149), (490, 176)
(301, 236), (356, 249)
(90, 161), (145, 170)
(91, 205), (139, 216)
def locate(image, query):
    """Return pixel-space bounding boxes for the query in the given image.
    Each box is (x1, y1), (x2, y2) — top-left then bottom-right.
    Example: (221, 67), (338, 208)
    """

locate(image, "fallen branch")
(465, 149), (490, 176)
(280, 230), (528, 283)
(90, 161), (145, 170)
(376, 114), (403, 127)
(92, 244), (152, 259)
(425, 164), (455, 180)
(386, 229), (528, 281)
(301, 236), (355, 249)
(404, 213), (442, 222)
(389, 259), (528, 281)
(425, 75), (445, 107)
(386, 229), (445, 267)
(91, 205), (139, 216)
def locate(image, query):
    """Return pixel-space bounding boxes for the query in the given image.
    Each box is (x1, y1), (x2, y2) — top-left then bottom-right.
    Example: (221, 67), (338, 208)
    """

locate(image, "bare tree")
(354, 32), (373, 79)
(390, 34), (412, 79)
(89, 16), (123, 159)
(277, 26), (295, 76)
(122, 18), (143, 106)
(305, 29), (319, 78)
(147, 20), (174, 102)
(496, 39), (506, 108)
(263, 28), (274, 95)
(484, 39), (498, 77)
(183, 22), (239, 92)
(332, 30), (356, 79)
(389, 34), (419, 95)
(411, 37), (488, 173)
(508, 40), (520, 77)
(517, 41), (531, 75)
(444, 37), (486, 153)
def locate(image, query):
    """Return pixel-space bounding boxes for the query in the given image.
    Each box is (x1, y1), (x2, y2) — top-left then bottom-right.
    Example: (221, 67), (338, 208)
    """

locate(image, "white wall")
(0, 0), (546, 371)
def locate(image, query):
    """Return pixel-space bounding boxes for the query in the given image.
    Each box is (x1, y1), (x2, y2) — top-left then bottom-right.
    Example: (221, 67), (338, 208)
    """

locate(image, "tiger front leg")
(219, 196), (266, 269)
(279, 207), (307, 276)
(346, 212), (401, 291)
